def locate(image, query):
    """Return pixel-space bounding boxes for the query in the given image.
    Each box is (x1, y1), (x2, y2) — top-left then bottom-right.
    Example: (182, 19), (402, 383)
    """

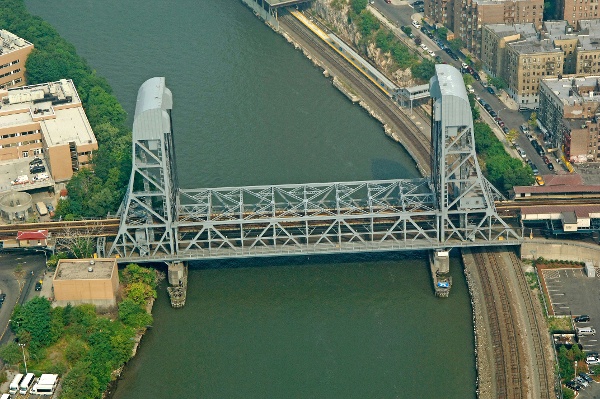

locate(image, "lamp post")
(18, 343), (27, 374)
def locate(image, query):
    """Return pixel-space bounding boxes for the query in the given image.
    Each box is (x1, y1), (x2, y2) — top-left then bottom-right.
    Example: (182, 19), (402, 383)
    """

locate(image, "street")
(370, 0), (558, 178)
(0, 251), (47, 346)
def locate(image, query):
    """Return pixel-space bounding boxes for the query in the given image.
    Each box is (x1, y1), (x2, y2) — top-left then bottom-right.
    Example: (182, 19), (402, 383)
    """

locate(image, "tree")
(55, 222), (106, 258)
(436, 27), (448, 40)
(528, 112), (537, 128)
(0, 342), (24, 366)
(411, 59), (436, 82)
(11, 297), (55, 352)
(448, 38), (464, 53)
(488, 76), (507, 90)
(401, 26), (412, 36)
(506, 129), (519, 143)
(463, 73), (474, 87)
(60, 362), (101, 399)
(357, 11), (380, 36)
(351, 0), (368, 14)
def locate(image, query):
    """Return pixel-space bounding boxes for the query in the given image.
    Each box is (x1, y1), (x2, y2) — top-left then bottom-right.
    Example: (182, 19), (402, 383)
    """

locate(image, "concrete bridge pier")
(167, 261), (187, 308)
(430, 250), (452, 297)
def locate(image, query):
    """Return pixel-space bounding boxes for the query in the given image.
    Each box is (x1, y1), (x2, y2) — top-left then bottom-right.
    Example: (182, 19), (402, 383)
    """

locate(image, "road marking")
(554, 293), (566, 296)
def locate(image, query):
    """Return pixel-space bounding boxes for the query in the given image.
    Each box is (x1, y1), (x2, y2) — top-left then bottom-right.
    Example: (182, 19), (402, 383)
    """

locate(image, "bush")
(411, 59), (436, 82)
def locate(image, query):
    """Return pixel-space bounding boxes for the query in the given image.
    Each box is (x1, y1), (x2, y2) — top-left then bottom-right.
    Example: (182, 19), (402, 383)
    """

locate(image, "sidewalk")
(497, 90), (519, 111)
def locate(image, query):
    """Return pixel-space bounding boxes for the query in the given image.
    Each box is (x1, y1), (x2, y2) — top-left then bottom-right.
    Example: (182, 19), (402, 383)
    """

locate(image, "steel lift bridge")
(100, 65), (521, 270)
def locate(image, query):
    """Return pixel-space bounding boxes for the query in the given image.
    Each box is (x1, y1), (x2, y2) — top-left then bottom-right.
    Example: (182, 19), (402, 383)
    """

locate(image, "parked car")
(32, 173), (49, 182)
(29, 157), (43, 166)
(520, 124), (529, 133)
(489, 110), (498, 118)
(547, 163), (554, 170)
(35, 280), (42, 291)
(30, 165), (45, 174)
(472, 72), (481, 81)
(486, 87), (496, 95)
(579, 372), (593, 383)
(574, 376), (589, 387)
(566, 380), (581, 391)
(576, 315), (591, 323)
(11, 175), (29, 185)
(427, 50), (435, 57)
(502, 126), (510, 134)
(412, 20), (421, 29)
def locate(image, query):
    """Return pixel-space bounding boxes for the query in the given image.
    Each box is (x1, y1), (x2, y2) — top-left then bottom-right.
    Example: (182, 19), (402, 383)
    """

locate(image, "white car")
(461, 62), (468, 69)
(586, 356), (600, 365)
(32, 173), (49, 182)
(11, 175), (29, 185)
(412, 20), (421, 29)
(428, 50), (435, 57)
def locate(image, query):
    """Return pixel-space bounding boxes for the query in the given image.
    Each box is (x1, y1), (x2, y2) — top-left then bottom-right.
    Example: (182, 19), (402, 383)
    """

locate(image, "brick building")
(0, 30), (33, 90)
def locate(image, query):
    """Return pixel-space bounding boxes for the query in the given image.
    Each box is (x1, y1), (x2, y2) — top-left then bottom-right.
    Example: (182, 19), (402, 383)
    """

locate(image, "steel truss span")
(106, 70), (522, 262)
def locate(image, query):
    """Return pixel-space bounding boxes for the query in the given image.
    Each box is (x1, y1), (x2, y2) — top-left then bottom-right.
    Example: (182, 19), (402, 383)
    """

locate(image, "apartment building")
(0, 79), (97, 181)
(451, 0), (543, 54)
(424, 0), (455, 28)
(557, 0), (600, 28)
(0, 30), (33, 90)
(539, 75), (600, 161)
(481, 23), (563, 109)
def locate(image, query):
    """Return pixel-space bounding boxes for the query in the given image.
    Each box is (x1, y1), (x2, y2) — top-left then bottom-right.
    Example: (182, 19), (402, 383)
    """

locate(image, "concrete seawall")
(522, 239), (600, 265)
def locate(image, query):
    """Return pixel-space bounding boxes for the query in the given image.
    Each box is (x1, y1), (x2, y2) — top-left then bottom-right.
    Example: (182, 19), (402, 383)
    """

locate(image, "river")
(25, 0), (476, 397)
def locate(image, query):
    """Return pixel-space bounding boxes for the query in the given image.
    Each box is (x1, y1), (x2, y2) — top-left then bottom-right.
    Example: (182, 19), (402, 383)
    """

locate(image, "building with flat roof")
(452, 0), (543, 55)
(53, 258), (119, 308)
(0, 79), (97, 181)
(539, 75), (600, 161)
(481, 23), (563, 110)
(0, 30), (33, 90)
(556, 0), (600, 28)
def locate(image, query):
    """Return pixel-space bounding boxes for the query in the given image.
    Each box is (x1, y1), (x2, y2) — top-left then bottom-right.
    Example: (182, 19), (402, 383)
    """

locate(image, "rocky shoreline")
(462, 248), (493, 399)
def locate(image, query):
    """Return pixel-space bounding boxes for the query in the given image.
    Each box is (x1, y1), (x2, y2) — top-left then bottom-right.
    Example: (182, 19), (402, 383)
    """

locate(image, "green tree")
(118, 298), (153, 328)
(351, 0), (368, 14)
(401, 26), (412, 36)
(411, 59), (436, 82)
(64, 338), (87, 366)
(0, 342), (24, 365)
(528, 112), (537, 128)
(357, 11), (380, 36)
(488, 76), (507, 90)
(11, 297), (54, 352)
(436, 27), (448, 40)
(448, 38), (464, 53)
(506, 129), (519, 143)
(60, 362), (101, 399)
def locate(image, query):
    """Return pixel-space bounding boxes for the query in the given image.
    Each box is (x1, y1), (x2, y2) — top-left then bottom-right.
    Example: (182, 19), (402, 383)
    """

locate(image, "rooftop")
(54, 259), (116, 281)
(514, 183), (600, 195)
(541, 75), (600, 106)
(486, 23), (537, 40)
(0, 79), (96, 147)
(521, 204), (600, 217)
(0, 30), (33, 57)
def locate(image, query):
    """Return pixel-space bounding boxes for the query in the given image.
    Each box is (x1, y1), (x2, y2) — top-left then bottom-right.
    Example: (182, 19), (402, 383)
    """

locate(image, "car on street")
(535, 175), (544, 186)
(566, 380), (582, 391)
(576, 315), (591, 322)
(427, 50), (435, 57)
(489, 110), (497, 118)
(0, 294), (6, 303)
(575, 376), (589, 387)
(412, 20), (421, 29)
(413, 0), (424, 5)
(35, 280), (42, 291)
(529, 162), (539, 174)
(542, 156), (550, 164)
(486, 87), (496, 95)
(502, 126), (510, 134)
(471, 72), (481, 81)
(547, 163), (554, 170)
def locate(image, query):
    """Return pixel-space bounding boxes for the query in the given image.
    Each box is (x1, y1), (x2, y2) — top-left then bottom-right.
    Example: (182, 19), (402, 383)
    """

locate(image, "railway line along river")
(26, 0), (476, 397)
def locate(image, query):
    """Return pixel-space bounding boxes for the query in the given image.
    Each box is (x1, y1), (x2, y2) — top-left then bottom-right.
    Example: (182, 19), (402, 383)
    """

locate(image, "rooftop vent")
(88, 266), (93, 272)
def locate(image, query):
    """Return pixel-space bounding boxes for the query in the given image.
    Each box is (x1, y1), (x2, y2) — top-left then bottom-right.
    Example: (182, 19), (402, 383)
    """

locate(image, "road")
(371, 1), (560, 178)
(0, 251), (47, 345)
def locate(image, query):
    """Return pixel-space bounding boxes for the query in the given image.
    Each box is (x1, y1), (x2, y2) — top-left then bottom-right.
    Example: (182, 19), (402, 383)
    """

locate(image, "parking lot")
(0, 157), (53, 193)
(543, 267), (600, 397)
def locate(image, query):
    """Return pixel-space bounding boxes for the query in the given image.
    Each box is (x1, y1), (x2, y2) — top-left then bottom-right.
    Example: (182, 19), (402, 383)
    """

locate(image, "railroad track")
(508, 250), (553, 398)
(472, 248), (525, 398)
(280, 13), (432, 175)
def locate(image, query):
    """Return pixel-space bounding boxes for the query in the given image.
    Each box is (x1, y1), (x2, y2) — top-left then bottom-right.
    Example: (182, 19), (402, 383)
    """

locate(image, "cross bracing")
(105, 71), (522, 262)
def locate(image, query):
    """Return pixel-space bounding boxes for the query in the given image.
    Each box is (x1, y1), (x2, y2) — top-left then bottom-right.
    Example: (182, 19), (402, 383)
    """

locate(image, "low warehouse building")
(52, 258), (119, 308)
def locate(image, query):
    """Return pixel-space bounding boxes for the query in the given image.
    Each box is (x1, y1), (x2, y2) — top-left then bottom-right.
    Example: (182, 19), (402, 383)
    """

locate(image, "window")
(22, 151), (28, 158)
(33, 148), (42, 155)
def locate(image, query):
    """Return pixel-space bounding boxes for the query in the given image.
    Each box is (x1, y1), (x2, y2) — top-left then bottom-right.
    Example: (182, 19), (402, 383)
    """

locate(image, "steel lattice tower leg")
(107, 77), (178, 258)
(429, 65), (519, 246)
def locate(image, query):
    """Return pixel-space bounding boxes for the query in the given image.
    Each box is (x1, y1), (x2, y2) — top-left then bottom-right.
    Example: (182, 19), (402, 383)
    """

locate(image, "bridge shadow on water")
(186, 250), (430, 271)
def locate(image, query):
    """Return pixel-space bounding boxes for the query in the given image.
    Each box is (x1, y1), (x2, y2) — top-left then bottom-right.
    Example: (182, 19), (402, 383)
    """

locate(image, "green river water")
(25, 0), (476, 397)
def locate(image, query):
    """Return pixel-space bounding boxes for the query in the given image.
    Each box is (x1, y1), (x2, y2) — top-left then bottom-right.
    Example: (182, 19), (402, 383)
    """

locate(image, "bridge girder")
(104, 68), (521, 262)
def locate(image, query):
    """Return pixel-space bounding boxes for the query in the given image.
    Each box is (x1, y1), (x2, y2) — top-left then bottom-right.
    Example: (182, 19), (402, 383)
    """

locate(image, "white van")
(36, 201), (48, 216)
(412, 20), (421, 29)
(19, 372), (34, 394)
(1, 394), (10, 399)
(31, 374), (58, 395)
(9, 373), (24, 394)
(577, 327), (596, 336)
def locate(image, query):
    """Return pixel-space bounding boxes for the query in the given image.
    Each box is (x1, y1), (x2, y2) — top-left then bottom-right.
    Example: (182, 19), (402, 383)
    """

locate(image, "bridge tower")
(429, 65), (518, 257)
(107, 77), (179, 258)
